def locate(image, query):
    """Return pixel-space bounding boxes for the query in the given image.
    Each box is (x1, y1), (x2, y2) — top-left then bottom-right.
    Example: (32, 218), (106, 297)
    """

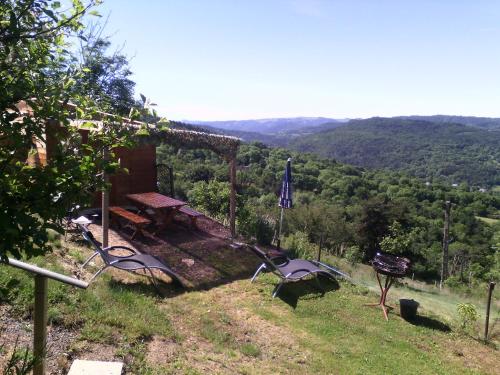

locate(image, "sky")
(96, 0), (500, 121)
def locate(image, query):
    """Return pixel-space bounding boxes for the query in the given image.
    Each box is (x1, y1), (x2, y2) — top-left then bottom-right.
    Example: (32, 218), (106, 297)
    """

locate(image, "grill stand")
(365, 271), (396, 321)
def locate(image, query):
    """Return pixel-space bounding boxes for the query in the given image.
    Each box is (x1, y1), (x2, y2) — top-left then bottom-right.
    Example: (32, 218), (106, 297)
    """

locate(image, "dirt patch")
(0, 304), (78, 374)
(146, 336), (179, 365)
(68, 340), (121, 363)
(442, 337), (500, 374)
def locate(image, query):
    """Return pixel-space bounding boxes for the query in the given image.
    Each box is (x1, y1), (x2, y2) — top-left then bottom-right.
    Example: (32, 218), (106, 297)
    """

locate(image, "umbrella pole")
(277, 207), (284, 250)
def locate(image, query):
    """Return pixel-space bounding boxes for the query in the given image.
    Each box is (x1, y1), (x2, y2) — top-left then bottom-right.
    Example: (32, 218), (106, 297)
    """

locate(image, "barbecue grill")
(366, 252), (411, 320)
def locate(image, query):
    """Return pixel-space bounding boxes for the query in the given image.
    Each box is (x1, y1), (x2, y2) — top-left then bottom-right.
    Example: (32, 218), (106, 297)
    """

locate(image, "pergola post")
(229, 157), (237, 239)
(102, 147), (110, 248)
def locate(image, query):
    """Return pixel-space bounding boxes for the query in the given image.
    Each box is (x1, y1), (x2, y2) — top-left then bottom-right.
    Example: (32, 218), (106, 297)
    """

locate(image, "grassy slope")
(326, 256), (499, 325)
(1, 243), (499, 375)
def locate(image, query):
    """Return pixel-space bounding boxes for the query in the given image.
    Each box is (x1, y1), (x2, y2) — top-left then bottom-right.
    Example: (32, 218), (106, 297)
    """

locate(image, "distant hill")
(287, 117), (500, 187)
(169, 121), (287, 146)
(397, 115), (500, 130)
(175, 116), (500, 187)
(188, 117), (348, 135)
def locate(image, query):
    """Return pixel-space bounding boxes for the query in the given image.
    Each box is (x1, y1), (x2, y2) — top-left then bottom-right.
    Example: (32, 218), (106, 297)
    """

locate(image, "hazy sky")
(97, 0), (500, 121)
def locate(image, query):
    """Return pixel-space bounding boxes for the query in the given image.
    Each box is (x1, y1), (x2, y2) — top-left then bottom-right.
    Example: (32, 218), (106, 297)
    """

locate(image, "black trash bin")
(399, 299), (419, 321)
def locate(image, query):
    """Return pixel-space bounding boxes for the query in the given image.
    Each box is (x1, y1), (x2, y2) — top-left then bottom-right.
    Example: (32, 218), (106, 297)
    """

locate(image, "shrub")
(188, 180), (230, 221)
(345, 245), (363, 265)
(237, 205), (275, 245)
(284, 231), (316, 259)
(456, 303), (479, 334)
(254, 216), (274, 245)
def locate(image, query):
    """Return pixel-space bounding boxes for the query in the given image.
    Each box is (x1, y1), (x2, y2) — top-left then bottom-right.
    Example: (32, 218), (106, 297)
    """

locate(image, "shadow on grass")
(402, 284), (440, 296)
(405, 315), (451, 332)
(133, 233), (261, 291)
(277, 276), (340, 309)
(107, 277), (186, 299)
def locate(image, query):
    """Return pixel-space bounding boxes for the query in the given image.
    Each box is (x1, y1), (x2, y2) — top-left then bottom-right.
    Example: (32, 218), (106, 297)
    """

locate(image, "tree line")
(157, 141), (499, 288)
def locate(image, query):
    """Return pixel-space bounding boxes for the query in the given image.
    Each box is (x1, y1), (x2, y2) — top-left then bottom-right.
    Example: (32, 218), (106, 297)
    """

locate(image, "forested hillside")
(157, 141), (500, 287)
(398, 115), (500, 130)
(287, 118), (500, 187)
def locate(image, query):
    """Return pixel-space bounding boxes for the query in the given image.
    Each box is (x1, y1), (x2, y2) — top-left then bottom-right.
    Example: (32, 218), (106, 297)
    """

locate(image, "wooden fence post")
(484, 281), (496, 341)
(229, 158), (236, 239)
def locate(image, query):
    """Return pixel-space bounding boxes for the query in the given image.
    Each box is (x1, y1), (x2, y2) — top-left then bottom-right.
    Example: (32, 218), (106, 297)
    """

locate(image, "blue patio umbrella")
(277, 158), (292, 249)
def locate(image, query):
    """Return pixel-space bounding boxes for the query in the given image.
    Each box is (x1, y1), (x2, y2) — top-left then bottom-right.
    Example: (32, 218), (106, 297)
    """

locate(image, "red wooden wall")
(108, 144), (157, 206)
(45, 124), (157, 207)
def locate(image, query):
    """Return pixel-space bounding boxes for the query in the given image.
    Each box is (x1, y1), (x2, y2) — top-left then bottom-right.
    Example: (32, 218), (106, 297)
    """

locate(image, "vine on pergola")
(134, 127), (241, 162)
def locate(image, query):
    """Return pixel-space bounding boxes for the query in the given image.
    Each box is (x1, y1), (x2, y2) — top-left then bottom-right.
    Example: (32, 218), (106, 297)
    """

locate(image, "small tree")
(74, 25), (137, 116)
(456, 303), (479, 335)
(0, 0), (135, 260)
(380, 221), (420, 255)
(188, 180), (230, 222)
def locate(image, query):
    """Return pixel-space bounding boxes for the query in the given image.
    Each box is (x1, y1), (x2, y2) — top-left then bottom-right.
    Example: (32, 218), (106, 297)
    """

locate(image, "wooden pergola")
(72, 120), (241, 247)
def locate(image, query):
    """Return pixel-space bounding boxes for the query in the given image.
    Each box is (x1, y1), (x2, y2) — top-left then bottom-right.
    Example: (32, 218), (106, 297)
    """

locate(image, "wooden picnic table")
(126, 192), (186, 233)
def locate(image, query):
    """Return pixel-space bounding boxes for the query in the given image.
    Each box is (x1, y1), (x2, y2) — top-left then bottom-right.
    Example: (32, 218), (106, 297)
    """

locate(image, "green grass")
(240, 343), (261, 358)
(200, 314), (233, 347)
(316, 253), (499, 325)
(248, 275), (493, 375)
(1, 245), (498, 374)
(476, 216), (499, 225)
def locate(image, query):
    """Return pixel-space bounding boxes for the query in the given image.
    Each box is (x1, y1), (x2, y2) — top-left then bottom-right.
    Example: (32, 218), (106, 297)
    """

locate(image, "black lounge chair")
(249, 245), (347, 298)
(79, 226), (184, 291)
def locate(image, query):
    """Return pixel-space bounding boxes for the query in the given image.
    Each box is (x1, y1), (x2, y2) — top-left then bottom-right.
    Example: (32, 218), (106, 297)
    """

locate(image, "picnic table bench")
(109, 206), (151, 239)
(126, 192), (186, 234)
(178, 206), (204, 229)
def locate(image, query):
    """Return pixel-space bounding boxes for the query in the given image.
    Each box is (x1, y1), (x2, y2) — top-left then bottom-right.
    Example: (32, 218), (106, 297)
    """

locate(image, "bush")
(237, 210), (274, 245)
(188, 180), (230, 221)
(283, 231), (316, 259)
(254, 216), (274, 245)
(456, 303), (479, 335)
(345, 245), (363, 265)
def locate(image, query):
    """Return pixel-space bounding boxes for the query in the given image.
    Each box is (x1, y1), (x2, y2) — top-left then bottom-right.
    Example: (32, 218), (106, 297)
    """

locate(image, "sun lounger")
(79, 226), (184, 291)
(248, 245), (342, 298)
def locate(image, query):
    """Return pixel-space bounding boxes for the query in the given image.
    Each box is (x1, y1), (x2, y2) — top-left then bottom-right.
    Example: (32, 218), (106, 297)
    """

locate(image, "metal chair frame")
(249, 246), (338, 298)
(80, 226), (181, 291)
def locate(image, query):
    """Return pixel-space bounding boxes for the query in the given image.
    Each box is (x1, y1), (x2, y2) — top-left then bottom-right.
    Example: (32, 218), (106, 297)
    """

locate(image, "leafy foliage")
(73, 32), (136, 116)
(157, 141), (499, 285)
(380, 221), (420, 256)
(456, 302), (479, 334)
(288, 118), (500, 187)
(0, 0), (136, 259)
(188, 180), (230, 222)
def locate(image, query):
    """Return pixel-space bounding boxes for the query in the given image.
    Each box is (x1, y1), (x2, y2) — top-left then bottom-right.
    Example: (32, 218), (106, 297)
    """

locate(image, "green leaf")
(136, 128), (150, 136)
(80, 122), (97, 129)
(42, 9), (58, 22)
